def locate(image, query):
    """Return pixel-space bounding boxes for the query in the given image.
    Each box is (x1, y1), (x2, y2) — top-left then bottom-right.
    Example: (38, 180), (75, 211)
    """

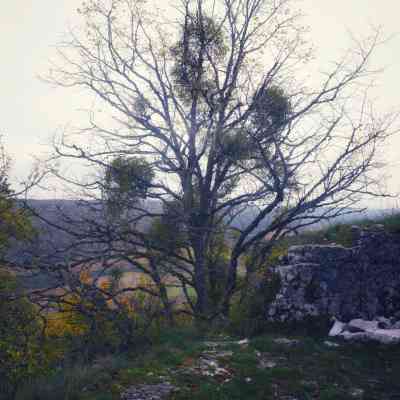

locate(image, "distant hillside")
(6, 198), (396, 265)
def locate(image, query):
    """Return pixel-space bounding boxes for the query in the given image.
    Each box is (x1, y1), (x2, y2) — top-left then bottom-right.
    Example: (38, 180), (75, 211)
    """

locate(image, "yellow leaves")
(99, 278), (112, 291)
(44, 293), (90, 338)
(79, 269), (92, 284)
(45, 312), (88, 337)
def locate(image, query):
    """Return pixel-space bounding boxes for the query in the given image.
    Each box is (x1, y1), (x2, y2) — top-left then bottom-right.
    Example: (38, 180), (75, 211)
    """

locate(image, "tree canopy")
(39, 0), (398, 321)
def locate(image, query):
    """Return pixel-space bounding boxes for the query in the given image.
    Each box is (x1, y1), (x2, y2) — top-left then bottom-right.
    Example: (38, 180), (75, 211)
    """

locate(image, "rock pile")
(266, 225), (400, 323)
(329, 318), (400, 344)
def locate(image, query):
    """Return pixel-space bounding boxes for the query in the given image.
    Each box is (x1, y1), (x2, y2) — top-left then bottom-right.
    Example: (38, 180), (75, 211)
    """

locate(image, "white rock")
(377, 316), (392, 329)
(340, 328), (400, 345)
(329, 319), (346, 337)
(324, 340), (340, 348)
(259, 359), (277, 369)
(350, 388), (365, 398)
(348, 319), (379, 332)
(273, 338), (300, 346)
(366, 329), (400, 345)
(215, 367), (231, 376)
(264, 361), (277, 368)
(339, 332), (371, 342)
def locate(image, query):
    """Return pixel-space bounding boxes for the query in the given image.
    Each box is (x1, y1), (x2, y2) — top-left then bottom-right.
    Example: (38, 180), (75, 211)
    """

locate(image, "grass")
(168, 332), (400, 400)
(13, 328), (400, 400)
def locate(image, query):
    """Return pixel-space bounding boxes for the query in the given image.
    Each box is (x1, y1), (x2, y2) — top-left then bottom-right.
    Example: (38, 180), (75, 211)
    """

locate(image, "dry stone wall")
(266, 225), (400, 323)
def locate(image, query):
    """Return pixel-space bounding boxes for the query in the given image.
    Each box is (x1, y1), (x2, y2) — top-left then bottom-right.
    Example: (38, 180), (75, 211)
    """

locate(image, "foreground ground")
(16, 329), (400, 400)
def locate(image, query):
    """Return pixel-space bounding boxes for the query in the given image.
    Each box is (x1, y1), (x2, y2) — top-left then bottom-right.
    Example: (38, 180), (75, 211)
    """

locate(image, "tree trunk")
(193, 241), (210, 320)
(222, 257), (239, 317)
(150, 258), (175, 327)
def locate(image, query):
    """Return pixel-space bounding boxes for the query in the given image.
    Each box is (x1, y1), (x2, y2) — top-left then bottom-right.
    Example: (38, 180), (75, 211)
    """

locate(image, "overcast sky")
(1, 1), (399, 206)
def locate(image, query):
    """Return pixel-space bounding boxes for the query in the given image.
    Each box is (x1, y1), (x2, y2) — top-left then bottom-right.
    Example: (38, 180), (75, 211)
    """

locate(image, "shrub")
(0, 270), (51, 399)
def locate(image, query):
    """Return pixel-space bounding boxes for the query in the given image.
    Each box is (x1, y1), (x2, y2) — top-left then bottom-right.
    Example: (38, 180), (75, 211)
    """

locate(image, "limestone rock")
(324, 340), (340, 348)
(340, 332), (371, 342)
(334, 318), (400, 345)
(273, 338), (300, 347)
(366, 329), (400, 345)
(265, 226), (400, 323)
(349, 388), (365, 398)
(329, 319), (346, 337)
(348, 319), (379, 333)
(377, 316), (392, 329)
(259, 360), (277, 369)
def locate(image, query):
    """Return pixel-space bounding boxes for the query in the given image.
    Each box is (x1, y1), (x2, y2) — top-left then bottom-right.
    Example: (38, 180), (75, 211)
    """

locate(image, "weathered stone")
(366, 329), (400, 345)
(259, 360), (277, 369)
(266, 226), (400, 323)
(346, 324), (365, 333)
(348, 319), (379, 332)
(237, 338), (249, 346)
(335, 319), (400, 344)
(273, 338), (300, 346)
(377, 316), (392, 329)
(339, 331), (371, 342)
(349, 388), (365, 398)
(329, 319), (346, 337)
(323, 340), (340, 347)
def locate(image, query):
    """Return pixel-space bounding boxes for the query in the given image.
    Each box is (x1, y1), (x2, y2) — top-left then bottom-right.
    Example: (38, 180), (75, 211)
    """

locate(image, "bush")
(45, 293), (141, 360)
(0, 270), (52, 399)
(228, 272), (279, 337)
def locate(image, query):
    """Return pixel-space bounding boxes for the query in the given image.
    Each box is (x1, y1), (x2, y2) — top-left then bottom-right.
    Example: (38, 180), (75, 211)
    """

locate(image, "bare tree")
(39, 0), (398, 321)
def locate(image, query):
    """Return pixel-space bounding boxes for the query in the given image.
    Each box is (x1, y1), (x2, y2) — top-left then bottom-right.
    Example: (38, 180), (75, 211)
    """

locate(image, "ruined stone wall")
(266, 225), (400, 322)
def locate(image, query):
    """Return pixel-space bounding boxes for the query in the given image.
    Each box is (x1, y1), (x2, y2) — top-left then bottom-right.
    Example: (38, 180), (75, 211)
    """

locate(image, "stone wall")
(266, 225), (400, 323)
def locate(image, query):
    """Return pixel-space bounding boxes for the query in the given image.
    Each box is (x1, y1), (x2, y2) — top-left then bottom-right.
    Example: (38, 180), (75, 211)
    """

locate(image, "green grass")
(13, 329), (400, 400)
(169, 333), (400, 400)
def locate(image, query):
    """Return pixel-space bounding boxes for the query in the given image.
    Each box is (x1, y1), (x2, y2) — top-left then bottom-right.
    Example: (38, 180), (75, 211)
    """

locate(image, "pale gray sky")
(1, 1), (399, 206)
